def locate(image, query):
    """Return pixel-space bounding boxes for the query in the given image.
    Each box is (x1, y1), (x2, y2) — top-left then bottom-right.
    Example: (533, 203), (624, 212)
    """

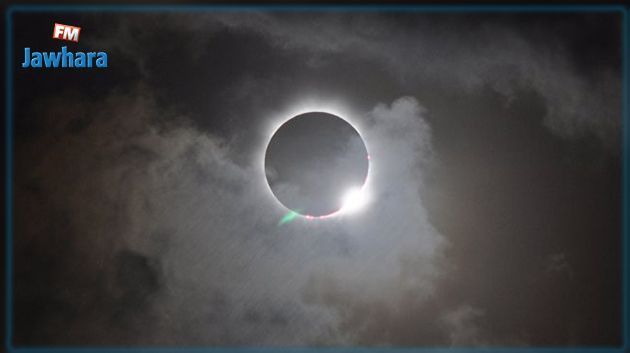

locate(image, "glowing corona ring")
(262, 102), (371, 221)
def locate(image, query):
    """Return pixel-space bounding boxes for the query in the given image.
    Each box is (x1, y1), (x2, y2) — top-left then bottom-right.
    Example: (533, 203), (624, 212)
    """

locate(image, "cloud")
(545, 253), (574, 279)
(439, 305), (486, 346)
(244, 13), (621, 146)
(15, 82), (451, 345)
(14, 11), (620, 346)
(97, 12), (619, 146)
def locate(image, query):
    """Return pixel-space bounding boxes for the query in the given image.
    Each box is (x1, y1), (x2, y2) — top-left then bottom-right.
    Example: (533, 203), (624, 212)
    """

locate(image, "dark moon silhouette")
(265, 112), (369, 217)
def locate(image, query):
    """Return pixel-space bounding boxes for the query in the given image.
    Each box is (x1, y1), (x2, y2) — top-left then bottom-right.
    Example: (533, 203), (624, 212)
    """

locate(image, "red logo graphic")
(52, 23), (81, 43)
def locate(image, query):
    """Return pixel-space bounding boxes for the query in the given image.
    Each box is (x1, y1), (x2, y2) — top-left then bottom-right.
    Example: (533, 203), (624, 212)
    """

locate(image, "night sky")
(9, 9), (623, 346)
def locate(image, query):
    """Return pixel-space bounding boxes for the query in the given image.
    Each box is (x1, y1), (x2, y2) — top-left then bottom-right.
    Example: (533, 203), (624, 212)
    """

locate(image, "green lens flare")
(278, 210), (300, 225)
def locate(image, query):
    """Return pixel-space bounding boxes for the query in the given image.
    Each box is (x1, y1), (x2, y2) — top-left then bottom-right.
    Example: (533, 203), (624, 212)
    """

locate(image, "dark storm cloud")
(12, 10), (621, 347)
(249, 12), (621, 146)
(92, 12), (621, 147)
(15, 83), (448, 345)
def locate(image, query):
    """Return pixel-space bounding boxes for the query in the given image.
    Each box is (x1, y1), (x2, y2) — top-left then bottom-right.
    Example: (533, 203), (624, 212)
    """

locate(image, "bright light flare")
(339, 187), (369, 214)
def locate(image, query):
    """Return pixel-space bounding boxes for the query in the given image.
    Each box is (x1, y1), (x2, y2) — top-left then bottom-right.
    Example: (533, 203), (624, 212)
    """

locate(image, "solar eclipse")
(264, 112), (369, 218)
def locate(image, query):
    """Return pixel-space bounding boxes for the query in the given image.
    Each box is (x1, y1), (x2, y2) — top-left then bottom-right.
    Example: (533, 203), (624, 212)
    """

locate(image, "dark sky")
(9, 9), (623, 347)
